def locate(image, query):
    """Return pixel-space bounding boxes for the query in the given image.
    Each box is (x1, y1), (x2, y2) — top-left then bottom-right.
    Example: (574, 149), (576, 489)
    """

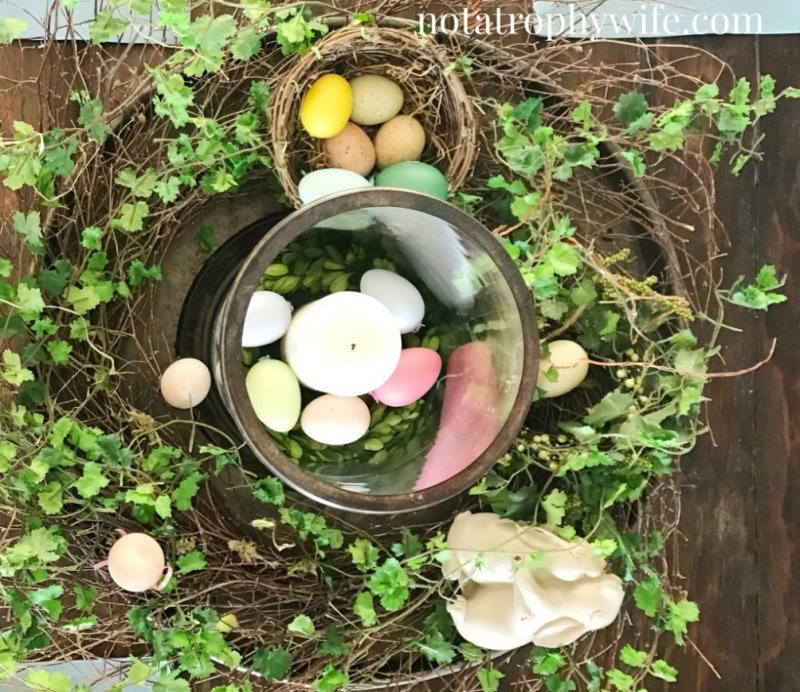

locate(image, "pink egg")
(372, 348), (442, 407)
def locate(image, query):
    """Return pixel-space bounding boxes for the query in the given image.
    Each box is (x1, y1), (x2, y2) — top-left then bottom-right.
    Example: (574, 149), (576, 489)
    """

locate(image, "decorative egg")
(374, 115), (426, 169)
(348, 75), (404, 126)
(300, 394), (371, 445)
(160, 358), (212, 409)
(372, 348), (442, 407)
(359, 268), (425, 333)
(374, 161), (448, 200)
(537, 340), (589, 398)
(299, 74), (352, 138)
(242, 291), (293, 348)
(245, 359), (301, 432)
(107, 532), (166, 593)
(298, 168), (371, 205)
(323, 122), (376, 176)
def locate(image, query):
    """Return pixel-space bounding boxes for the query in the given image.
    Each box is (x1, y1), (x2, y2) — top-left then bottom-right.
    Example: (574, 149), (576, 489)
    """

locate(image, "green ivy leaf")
(177, 549), (206, 573)
(545, 243), (580, 276)
(620, 150), (646, 178)
(0, 17), (28, 44)
(15, 284), (45, 321)
(25, 670), (71, 692)
(253, 477), (285, 506)
(633, 577), (664, 617)
(619, 644), (648, 668)
(353, 591), (377, 627)
(66, 284), (102, 318)
(585, 390), (635, 427)
(532, 649), (565, 675)
(38, 259), (73, 297)
(231, 26), (264, 60)
(74, 462), (110, 498)
(172, 472), (203, 511)
(728, 264), (787, 310)
(541, 489), (567, 526)
(614, 92), (648, 125)
(153, 494), (172, 519)
(666, 598), (699, 645)
(12, 211), (43, 253)
(607, 668), (635, 691)
(154, 176), (182, 203)
(37, 481), (63, 515)
(287, 614), (315, 637)
(89, 10), (129, 43)
(317, 626), (348, 657)
(127, 260), (162, 286)
(46, 340), (72, 366)
(252, 647), (292, 680)
(347, 538), (379, 573)
(274, 6), (328, 55)
(74, 585), (98, 613)
(649, 659), (678, 682)
(2, 350), (34, 386)
(115, 167), (158, 198)
(152, 71), (194, 126)
(415, 629), (456, 665)
(313, 664), (348, 692)
(477, 668), (504, 692)
(111, 201), (149, 232)
(194, 226), (217, 253)
(368, 558), (410, 612)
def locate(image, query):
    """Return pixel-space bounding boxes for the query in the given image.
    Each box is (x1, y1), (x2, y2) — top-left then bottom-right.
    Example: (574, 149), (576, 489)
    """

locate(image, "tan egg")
(323, 122), (376, 176)
(107, 532), (166, 592)
(349, 75), (404, 126)
(374, 115), (426, 169)
(160, 357), (212, 409)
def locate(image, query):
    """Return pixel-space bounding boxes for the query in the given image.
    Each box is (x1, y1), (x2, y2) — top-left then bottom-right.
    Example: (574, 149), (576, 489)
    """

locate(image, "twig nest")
(159, 358), (212, 409)
(537, 339), (590, 398)
(443, 512), (624, 650)
(107, 532), (167, 592)
(269, 25), (478, 206)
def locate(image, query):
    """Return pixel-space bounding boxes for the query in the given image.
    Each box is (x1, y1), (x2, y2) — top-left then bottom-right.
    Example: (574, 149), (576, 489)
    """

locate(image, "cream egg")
(107, 532), (167, 593)
(300, 394), (371, 445)
(360, 268), (425, 334)
(348, 75), (404, 126)
(537, 340), (589, 398)
(160, 358), (212, 409)
(242, 291), (293, 348)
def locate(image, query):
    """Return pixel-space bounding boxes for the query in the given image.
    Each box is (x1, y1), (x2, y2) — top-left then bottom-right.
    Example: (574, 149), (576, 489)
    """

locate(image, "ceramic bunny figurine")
(443, 512), (624, 650)
(443, 511), (605, 585)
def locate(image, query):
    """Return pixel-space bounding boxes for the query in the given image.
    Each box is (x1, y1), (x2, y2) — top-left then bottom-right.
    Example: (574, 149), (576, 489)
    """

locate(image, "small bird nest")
(269, 24), (479, 206)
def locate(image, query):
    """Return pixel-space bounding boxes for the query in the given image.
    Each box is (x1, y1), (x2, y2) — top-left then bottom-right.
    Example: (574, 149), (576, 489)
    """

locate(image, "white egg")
(537, 340), (589, 398)
(242, 291), (293, 347)
(360, 269), (425, 334)
(298, 168), (371, 205)
(160, 358), (212, 409)
(300, 395), (371, 445)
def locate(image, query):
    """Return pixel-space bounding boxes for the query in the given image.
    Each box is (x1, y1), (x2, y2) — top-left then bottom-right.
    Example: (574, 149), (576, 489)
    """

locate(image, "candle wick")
(350, 344), (356, 351)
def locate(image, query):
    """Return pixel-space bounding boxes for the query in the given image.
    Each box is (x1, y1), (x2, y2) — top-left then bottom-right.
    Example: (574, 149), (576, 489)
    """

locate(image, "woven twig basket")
(269, 24), (480, 206)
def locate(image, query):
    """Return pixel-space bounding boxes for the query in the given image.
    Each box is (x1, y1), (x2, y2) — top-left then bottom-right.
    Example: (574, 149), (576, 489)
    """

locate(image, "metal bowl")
(216, 188), (538, 514)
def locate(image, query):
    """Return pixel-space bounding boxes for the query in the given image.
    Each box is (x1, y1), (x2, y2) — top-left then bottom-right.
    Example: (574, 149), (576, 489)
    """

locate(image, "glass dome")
(216, 188), (538, 514)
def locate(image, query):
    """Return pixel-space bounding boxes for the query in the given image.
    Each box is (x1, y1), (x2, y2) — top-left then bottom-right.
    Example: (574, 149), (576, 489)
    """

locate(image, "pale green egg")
(245, 359), (301, 432)
(374, 161), (448, 200)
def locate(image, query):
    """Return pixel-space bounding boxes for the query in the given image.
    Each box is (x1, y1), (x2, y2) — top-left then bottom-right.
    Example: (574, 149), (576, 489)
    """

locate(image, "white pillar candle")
(283, 292), (402, 396)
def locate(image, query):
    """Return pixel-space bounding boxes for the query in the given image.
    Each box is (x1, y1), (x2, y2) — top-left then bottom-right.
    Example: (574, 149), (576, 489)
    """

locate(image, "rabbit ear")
(93, 560), (109, 570)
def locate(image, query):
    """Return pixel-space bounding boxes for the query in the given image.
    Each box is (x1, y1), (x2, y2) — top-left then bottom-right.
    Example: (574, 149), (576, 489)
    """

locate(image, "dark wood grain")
(753, 35), (800, 692)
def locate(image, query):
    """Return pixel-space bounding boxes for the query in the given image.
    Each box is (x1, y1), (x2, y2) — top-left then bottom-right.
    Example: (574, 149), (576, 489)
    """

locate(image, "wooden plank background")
(0, 20), (798, 692)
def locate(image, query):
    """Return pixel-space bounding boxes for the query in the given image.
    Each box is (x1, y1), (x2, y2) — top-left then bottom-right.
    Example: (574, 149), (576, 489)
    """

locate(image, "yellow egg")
(300, 74), (352, 138)
(349, 75), (404, 126)
(537, 340), (589, 398)
(107, 533), (166, 593)
(324, 122), (376, 176)
(374, 115), (426, 169)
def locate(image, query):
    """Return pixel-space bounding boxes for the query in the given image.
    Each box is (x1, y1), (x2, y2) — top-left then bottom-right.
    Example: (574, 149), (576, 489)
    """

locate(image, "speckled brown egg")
(374, 115), (426, 169)
(323, 122), (376, 176)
